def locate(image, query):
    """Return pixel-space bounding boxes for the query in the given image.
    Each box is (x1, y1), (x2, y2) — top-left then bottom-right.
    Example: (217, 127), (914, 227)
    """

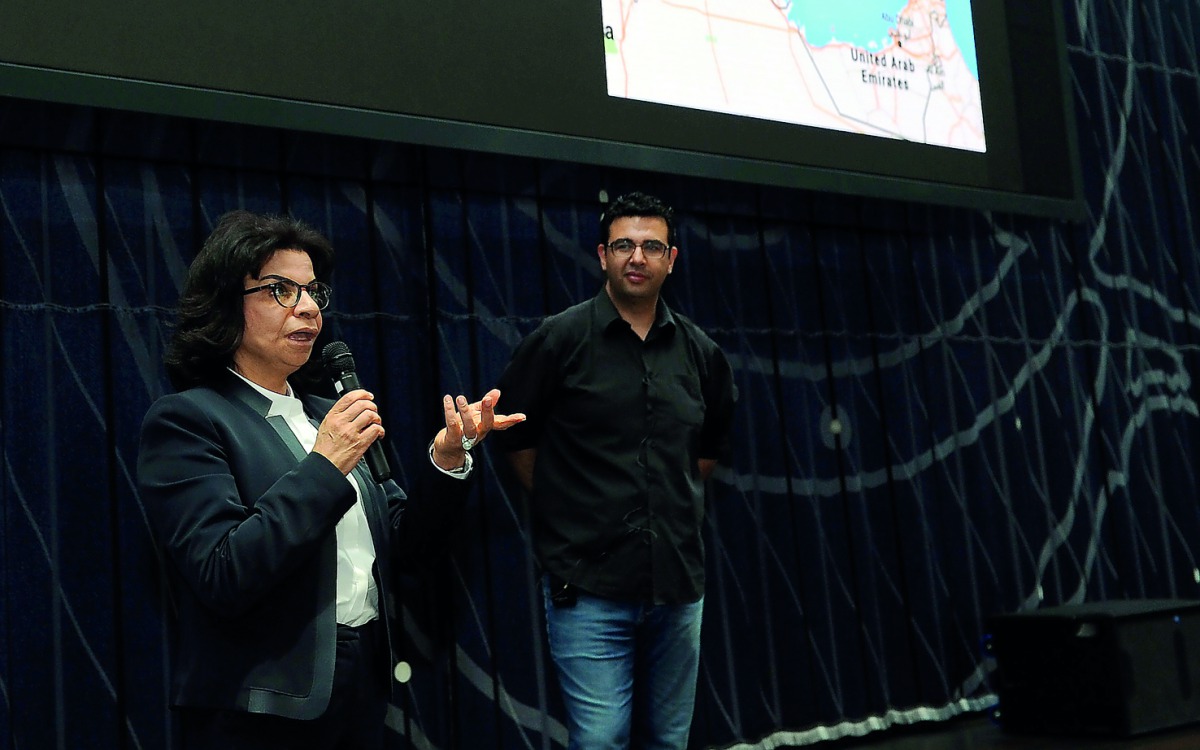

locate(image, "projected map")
(602, 0), (985, 152)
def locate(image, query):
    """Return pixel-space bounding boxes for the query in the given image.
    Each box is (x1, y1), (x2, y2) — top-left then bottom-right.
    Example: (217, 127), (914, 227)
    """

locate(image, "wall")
(1, 1), (1198, 748)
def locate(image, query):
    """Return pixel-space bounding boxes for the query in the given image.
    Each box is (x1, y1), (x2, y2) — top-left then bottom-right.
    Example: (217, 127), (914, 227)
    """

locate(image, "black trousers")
(178, 620), (389, 750)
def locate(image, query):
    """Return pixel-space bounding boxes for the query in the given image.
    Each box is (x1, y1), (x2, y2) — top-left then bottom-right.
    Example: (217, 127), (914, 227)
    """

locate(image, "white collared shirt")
(231, 371), (379, 627)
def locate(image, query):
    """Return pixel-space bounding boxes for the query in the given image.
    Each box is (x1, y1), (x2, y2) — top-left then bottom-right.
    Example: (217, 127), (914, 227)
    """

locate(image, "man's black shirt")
(495, 289), (736, 604)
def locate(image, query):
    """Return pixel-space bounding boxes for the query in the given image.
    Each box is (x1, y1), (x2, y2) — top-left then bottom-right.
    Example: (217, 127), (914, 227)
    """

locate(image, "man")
(137, 210), (522, 749)
(494, 192), (737, 748)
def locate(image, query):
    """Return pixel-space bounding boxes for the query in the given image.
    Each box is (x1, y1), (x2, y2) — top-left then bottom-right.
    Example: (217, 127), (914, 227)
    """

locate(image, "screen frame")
(0, 1), (1084, 219)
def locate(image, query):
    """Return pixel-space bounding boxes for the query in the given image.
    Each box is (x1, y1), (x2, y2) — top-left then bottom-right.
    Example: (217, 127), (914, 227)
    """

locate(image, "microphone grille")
(321, 341), (355, 375)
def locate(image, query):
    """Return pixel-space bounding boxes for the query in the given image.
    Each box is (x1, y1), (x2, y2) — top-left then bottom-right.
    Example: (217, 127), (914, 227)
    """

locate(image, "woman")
(137, 210), (522, 749)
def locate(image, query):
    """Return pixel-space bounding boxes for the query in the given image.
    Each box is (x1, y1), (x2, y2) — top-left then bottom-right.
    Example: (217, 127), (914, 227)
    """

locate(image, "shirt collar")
(227, 368), (306, 420)
(593, 287), (676, 335)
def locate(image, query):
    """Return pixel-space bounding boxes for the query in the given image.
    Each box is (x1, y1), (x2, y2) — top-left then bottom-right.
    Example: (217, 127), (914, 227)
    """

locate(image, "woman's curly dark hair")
(164, 210), (334, 391)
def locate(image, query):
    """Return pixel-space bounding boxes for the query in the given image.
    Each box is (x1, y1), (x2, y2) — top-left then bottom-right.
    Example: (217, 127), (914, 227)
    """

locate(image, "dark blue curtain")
(3, 1), (1200, 748)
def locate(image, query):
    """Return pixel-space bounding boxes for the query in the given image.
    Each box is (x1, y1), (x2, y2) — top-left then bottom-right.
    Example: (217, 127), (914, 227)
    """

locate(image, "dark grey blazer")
(137, 370), (467, 719)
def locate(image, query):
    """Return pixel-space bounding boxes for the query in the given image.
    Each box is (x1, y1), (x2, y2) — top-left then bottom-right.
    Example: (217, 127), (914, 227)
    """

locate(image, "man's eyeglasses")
(605, 238), (671, 260)
(242, 276), (332, 310)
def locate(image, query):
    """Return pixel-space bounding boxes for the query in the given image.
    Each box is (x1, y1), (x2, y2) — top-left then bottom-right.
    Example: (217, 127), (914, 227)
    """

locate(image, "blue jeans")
(543, 579), (703, 750)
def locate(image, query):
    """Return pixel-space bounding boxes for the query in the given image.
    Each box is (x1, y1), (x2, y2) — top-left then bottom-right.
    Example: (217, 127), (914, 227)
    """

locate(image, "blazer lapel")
(222, 374), (309, 462)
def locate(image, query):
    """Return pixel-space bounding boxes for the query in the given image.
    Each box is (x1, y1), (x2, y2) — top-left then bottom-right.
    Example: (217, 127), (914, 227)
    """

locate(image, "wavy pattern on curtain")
(2, 1), (1199, 748)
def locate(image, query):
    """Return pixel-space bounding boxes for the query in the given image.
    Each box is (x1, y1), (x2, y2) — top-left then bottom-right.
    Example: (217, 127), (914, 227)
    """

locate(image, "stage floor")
(820, 714), (1200, 750)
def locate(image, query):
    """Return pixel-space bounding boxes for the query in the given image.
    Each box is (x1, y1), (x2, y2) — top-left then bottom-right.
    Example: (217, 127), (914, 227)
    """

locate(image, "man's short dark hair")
(164, 210), (335, 391)
(599, 192), (676, 247)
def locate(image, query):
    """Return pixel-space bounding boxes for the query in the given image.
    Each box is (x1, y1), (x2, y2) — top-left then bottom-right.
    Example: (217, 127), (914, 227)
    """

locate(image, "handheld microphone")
(321, 341), (392, 483)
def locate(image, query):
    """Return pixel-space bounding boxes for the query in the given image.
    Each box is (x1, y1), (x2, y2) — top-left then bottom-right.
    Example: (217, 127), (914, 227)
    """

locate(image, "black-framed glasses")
(605, 238), (671, 259)
(242, 276), (332, 310)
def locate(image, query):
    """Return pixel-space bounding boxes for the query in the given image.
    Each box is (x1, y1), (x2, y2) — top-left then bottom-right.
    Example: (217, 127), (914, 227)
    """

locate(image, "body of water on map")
(787, 0), (979, 80)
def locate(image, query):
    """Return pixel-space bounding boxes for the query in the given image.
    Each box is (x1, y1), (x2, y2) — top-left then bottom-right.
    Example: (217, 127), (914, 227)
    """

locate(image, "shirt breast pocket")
(660, 371), (705, 428)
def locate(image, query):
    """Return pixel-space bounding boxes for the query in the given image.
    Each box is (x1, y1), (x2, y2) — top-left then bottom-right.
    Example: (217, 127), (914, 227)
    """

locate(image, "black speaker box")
(986, 599), (1200, 737)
